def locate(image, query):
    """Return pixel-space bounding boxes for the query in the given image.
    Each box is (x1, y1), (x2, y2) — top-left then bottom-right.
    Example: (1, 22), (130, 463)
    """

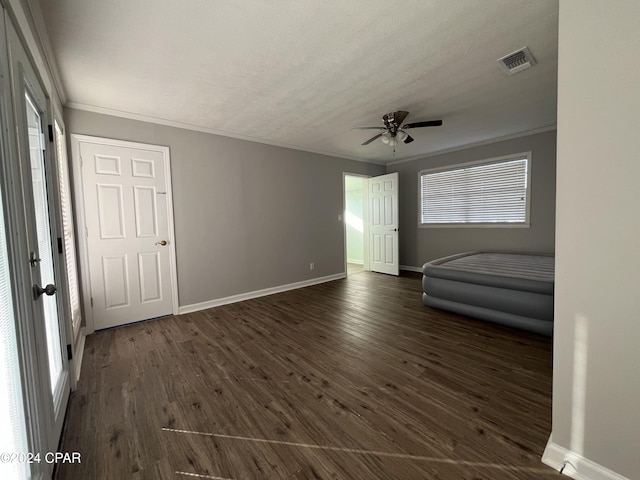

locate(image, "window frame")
(417, 152), (532, 228)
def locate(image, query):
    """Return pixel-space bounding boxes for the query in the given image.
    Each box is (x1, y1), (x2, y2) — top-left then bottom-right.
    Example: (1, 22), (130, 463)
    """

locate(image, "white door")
(368, 172), (399, 275)
(75, 137), (177, 330)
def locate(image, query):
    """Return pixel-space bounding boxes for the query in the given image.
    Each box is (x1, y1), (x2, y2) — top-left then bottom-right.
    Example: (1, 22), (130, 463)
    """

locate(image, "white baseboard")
(346, 258), (364, 265)
(178, 273), (346, 315)
(400, 265), (423, 273)
(543, 438), (631, 480)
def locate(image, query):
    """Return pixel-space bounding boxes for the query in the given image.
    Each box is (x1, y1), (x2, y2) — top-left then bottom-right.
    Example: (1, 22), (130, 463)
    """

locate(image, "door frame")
(342, 172), (370, 274)
(70, 134), (179, 334)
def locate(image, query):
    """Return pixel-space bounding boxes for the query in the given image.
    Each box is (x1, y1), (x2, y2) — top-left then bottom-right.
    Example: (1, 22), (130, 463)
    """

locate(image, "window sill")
(418, 223), (530, 229)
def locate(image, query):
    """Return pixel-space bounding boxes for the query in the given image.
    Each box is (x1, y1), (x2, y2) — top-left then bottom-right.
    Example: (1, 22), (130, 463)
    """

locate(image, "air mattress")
(422, 252), (554, 336)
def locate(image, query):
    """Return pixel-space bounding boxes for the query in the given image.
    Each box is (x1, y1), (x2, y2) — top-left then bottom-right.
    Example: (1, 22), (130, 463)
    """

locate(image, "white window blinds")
(55, 121), (82, 338)
(420, 155), (529, 225)
(1, 186), (29, 480)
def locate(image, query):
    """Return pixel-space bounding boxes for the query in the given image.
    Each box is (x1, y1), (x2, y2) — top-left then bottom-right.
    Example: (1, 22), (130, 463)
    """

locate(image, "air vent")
(497, 47), (536, 75)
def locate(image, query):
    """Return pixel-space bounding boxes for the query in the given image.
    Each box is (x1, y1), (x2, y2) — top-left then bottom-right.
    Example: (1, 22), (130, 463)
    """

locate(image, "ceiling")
(39, 0), (558, 164)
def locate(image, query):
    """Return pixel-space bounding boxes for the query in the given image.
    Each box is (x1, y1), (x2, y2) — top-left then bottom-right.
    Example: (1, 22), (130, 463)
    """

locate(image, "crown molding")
(65, 103), (555, 169)
(65, 102), (387, 166)
(386, 125), (557, 166)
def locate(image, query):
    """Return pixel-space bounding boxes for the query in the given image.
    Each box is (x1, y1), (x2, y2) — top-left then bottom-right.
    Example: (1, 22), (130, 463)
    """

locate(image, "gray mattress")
(422, 252), (554, 336)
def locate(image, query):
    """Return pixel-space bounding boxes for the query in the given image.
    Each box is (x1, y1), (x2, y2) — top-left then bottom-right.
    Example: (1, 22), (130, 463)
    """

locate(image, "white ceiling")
(39, 0), (558, 164)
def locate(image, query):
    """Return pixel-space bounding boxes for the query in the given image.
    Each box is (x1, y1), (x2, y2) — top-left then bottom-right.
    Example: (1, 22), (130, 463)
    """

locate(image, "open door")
(368, 172), (399, 275)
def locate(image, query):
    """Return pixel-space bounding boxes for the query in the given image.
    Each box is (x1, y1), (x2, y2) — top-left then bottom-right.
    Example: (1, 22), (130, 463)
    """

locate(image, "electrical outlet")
(309, 262), (315, 271)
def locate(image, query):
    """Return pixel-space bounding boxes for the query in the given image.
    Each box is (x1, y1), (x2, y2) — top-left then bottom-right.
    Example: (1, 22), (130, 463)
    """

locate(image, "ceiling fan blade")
(402, 120), (443, 129)
(403, 134), (414, 144)
(393, 110), (410, 125)
(361, 133), (383, 146)
(351, 126), (386, 130)
(382, 110), (410, 127)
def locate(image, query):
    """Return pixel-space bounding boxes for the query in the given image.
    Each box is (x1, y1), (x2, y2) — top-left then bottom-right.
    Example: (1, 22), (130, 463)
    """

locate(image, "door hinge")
(66, 344), (72, 360)
(57, 237), (63, 254)
(48, 124), (54, 142)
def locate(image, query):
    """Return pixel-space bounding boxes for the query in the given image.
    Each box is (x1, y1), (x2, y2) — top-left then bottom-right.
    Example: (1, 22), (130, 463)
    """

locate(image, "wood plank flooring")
(56, 271), (560, 479)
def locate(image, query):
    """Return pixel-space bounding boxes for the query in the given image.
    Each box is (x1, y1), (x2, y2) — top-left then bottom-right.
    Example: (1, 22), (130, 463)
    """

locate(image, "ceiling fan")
(353, 110), (442, 147)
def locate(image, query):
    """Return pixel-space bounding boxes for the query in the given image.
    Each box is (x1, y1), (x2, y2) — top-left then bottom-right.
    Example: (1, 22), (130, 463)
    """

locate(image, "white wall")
(545, 1), (640, 479)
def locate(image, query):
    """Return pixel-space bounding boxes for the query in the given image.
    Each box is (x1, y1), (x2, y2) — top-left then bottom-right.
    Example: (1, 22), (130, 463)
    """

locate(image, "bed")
(422, 251), (554, 336)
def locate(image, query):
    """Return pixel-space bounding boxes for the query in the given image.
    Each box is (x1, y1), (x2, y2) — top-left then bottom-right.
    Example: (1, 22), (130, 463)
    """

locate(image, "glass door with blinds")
(1, 9), (76, 480)
(25, 93), (65, 396)
(7, 19), (70, 469)
(0, 172), (29, 480)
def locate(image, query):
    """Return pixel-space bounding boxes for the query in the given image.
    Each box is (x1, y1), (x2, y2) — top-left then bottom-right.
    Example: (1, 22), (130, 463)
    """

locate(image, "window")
(419, 153), (530, 227)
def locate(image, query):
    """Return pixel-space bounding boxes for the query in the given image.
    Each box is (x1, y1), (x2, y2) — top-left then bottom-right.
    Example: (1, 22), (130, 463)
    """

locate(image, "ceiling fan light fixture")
(355, 110), (442, 148)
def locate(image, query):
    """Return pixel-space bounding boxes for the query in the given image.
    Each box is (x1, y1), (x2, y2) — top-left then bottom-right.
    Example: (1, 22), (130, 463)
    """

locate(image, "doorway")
(344, 175), (367, 276)
(344, 172), (400, 277)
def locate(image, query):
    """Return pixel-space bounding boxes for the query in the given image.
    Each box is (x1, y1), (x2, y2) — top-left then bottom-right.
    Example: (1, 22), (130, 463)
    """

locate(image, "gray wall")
(65, 108), (384, 307)
(548, 1), (640, 479)
(387, 130), (556, 267)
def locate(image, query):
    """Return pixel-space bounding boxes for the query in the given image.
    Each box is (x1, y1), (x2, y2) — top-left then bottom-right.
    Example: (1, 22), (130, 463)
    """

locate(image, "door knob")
(33, 283), (57, 300)
(155, 240), (167, 246)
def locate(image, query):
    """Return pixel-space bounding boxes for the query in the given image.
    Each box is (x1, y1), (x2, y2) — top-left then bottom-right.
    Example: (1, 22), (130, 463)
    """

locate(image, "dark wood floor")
(56, 271), (560, 480)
